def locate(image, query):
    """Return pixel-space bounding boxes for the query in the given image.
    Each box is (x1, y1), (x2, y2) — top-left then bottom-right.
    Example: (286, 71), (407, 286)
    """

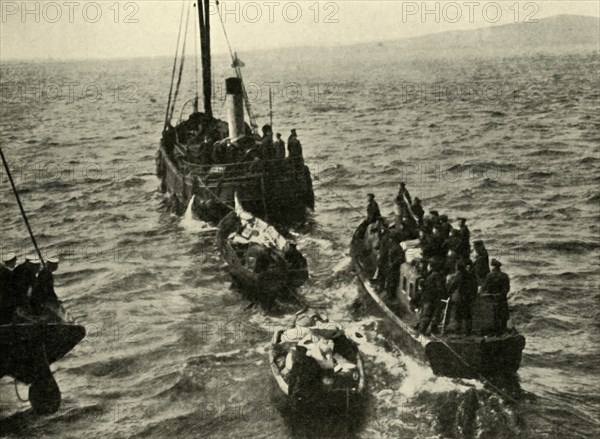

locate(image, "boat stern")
(425, 333), (526, 378)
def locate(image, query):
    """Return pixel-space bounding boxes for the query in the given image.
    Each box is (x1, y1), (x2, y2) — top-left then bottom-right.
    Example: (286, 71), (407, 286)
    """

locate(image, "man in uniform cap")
(430, 225), (447, 260)
(446, 261), (478, 336)
(429, 210), (440, 228)
(0, 253), (17, 323)
(481, 258), (511, 334)
(472, 240), (490, 285)
(395, 182), (412, 206)
(287, 129), (303, 164)
(418, 262), (446, 335)
(7, 255), (41, 319)
(445, 229), (462, 253)
(274, 133), (285, 159)
(439, 214), (452, 239)
(411, 197), (424, 224)
(422, 215), (434, 235)
(260, 124), (274, 160)
(366, 193), (382, 225)
(457, 218), (470, 260)
(31, 256), (60, 315)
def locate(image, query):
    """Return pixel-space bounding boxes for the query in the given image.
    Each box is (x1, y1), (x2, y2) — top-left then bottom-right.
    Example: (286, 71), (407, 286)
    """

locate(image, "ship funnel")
(226, 77), (245, 139)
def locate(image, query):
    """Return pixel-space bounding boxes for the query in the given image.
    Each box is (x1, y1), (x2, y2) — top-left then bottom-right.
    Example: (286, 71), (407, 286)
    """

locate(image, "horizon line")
(1, 12), (598, 63)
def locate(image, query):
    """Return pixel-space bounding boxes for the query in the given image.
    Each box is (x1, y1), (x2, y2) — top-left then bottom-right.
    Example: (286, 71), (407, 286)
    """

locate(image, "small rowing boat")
(268, 309), (365, 414)
(217, 194), (308, 297)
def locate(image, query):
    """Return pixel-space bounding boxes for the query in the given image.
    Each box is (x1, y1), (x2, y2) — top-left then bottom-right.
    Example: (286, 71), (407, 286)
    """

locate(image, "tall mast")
(197, 0), (212, 118)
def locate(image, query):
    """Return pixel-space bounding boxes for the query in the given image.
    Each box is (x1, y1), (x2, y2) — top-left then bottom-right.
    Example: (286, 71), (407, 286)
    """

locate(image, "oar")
(440, 298), (450, 335)
(0, 145), (46, 268)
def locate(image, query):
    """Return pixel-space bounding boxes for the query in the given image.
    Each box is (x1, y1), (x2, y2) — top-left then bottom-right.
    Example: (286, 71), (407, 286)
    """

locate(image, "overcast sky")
(1, 1), (598, 60)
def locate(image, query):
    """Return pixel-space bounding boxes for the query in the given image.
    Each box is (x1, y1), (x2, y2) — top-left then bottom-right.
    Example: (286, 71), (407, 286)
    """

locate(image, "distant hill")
(389, 14), (599, 55)
(237, 14), (599, 69)
(228, 14), (599, 77)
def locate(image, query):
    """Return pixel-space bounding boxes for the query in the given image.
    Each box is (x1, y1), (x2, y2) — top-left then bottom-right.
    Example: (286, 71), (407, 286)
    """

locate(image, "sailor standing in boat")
(31, 256), (60, 315)
(446, 261), (478, 336)
(429, 210), (440, 226)
(287, 129), (303, 164)
(366, 193), (382, 225)
(10, 256), (41, 318)
(438, 215), (452, 239)
(472, 240), (490, 285)
(418, 262), (446, 335)
(445, 229), (462, 254)
(274, 133), (285, 159)
(0, 253), (17, 323)
(260, 124), (274, 160)
(411, 197), (425, 225)
(481, 259), (511, 334)
(457, 218), (470, 260)
(396, 182), (412, 205)
(394, 182), (412, 218)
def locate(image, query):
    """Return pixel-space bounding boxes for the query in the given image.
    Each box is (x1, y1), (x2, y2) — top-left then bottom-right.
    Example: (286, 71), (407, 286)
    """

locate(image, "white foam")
(332, 256), (352, 273)
(351, 317), (482, 399)
(180, 196), (217, 234)
(398, 348), (483, 398)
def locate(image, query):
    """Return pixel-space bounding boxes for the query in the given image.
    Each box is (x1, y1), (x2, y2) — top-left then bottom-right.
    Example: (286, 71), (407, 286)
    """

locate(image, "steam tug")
(156, 0), (314, 224)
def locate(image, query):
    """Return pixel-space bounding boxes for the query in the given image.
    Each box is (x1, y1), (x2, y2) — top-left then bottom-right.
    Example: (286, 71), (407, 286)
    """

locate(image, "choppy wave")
(1, 50), (599, 439)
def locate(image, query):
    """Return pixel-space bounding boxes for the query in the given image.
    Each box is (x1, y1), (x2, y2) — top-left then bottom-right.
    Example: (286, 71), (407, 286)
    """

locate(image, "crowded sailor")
(362, 183), (513, 337)
(0, 254), (62, 324)
(366, 193), (382, 225)
(171, 115), (306, 174)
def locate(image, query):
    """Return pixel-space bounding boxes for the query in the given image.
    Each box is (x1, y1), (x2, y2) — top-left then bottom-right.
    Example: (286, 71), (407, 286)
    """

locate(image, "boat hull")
(157, 140), (314, 224)
(217, 212), (308, 297)
(0, 322), (86, 384)
(350, 223), (525, 379)
(268, 330), (365, 415)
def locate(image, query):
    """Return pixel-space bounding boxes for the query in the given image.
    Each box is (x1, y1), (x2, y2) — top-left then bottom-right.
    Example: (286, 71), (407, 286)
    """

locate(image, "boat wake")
(180, 196), (216, 234)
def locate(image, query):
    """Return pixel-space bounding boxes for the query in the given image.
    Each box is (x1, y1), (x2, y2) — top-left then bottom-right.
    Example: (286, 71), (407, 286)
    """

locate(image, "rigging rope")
(169, 1), (192, 124)
(164, 0), (187, 129)
(0, 145), (46, 268)
(195, 176), (234, 211)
